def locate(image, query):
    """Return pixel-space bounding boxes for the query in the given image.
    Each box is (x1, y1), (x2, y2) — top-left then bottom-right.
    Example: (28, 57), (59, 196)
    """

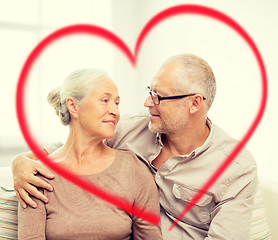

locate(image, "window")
(0, 0), (114, 164)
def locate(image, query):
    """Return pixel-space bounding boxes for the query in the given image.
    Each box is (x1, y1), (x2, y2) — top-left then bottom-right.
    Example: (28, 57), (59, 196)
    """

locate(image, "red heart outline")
(16, 4), (267, 229)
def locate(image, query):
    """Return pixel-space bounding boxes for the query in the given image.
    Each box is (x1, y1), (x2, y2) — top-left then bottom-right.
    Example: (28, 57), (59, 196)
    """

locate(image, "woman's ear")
(66, 97), (78, 119)
(189, 95), (203, 114)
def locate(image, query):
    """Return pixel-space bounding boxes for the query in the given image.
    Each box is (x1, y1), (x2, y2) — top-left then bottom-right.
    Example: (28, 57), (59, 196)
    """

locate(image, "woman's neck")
(50, 128), (115, 174)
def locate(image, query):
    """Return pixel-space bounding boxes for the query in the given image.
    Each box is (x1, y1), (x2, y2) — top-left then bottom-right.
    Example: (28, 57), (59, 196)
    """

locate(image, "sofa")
(0, 166), (273, 239)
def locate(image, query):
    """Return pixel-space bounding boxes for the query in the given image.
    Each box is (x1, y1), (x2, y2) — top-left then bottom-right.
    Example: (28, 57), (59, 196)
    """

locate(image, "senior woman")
(17, 69), (162, 240)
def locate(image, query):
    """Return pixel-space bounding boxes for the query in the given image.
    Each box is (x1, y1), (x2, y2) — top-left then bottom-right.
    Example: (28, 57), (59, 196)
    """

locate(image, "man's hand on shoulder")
(12, 151), (55, 208)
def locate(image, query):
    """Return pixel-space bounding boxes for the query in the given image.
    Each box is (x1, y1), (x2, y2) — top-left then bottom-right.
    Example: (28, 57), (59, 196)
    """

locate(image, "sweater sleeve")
(130, 154), (162, 240)
(17, 191), (46, 240)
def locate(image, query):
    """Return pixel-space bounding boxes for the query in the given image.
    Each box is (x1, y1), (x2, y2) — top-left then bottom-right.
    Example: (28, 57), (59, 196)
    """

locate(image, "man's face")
(144, 63), (191, 135)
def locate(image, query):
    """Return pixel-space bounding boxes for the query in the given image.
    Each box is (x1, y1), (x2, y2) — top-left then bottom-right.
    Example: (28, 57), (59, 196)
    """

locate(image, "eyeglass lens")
(150, 91), (159, 104)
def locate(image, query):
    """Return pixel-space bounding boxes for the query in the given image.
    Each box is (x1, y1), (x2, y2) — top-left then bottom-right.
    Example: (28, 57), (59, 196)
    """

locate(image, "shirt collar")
(155, 132), (163, 145)
(194, 117), (213, 157)
(155, 117), (214, 158)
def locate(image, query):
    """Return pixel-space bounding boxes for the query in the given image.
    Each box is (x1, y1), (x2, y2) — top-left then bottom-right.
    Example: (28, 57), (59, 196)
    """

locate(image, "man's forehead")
(151, 78), (175, 96)
(151, 62), (180, 89)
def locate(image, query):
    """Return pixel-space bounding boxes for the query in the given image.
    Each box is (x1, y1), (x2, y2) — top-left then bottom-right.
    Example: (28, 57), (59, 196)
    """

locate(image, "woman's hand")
(12, 152), (55, 208)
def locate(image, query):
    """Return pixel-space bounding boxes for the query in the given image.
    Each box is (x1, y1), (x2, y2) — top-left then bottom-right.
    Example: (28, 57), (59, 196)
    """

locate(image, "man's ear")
(66, 97), (78, 119)
(189, 95), (203, 114)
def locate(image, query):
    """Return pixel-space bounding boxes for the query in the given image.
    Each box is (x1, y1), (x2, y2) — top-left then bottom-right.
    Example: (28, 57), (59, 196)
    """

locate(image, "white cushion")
(0, 166), (14, 190)
(249, 185), (272, 240)
(0, 166), (273, 240)
(0, 166), (18, 240)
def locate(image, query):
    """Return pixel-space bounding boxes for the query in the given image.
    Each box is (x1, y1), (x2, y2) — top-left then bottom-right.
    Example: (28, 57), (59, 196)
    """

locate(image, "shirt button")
(155, 175), (161, 181)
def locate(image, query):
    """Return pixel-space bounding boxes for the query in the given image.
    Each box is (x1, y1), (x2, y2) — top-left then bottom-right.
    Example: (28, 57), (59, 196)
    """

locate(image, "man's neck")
(152, 120), (210, 169)
(162, 120), (210, 157)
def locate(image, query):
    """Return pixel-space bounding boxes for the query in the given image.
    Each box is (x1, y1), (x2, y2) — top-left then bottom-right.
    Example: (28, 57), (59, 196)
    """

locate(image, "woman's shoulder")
(36, 163), (64, 186)
(115, 149), (137, 158)
(115, 149), (152, 175)
(115, 149), (142, 164)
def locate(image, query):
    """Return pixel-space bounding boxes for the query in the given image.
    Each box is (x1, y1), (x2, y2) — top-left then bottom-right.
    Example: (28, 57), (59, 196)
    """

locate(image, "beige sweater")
(18, 150), (162, 240)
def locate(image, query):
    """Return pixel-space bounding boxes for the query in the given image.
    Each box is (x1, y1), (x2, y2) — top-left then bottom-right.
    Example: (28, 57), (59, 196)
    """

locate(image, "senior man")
(12, 54), (257, 239)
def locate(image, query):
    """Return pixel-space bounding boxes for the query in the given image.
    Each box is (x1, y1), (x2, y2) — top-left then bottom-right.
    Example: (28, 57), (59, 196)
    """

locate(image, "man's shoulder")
(211, 123), (256, 164)
(119, 110), (149, 124)
(207, 122), (257, 200)
(107, 110), (154, 148)
(114, 111), (150, 136)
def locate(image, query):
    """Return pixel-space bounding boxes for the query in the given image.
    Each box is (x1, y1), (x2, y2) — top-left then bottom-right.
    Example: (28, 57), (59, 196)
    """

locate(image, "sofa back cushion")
(0, 166), (273, 240)
(0, 166), (18, 240)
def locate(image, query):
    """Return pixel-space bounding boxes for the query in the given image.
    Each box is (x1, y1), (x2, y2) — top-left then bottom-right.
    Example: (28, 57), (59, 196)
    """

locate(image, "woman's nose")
(110, 102), (120, 116)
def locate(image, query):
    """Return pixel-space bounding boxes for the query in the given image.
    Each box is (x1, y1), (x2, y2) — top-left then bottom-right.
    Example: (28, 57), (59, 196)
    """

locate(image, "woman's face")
(75, 78), (120, 140)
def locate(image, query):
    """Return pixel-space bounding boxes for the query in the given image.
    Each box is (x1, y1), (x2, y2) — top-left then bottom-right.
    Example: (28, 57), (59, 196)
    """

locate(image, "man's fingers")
(12, 153), (55, 208)
(29, 174), (54, 192)
(14, 172), (53, 205)
(34, 163), (55, 180)
(22, 183), (49, 204)
(16, 188), (37, 208)
(15, 190), (27, 209)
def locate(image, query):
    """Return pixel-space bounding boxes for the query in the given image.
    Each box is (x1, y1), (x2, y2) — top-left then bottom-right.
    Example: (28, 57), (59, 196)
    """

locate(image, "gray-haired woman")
(17, 69), (162, 240)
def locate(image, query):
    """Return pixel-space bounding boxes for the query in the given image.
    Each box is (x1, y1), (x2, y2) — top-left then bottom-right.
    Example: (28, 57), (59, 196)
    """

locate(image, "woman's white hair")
(161, 54), (216, 110)
(47, 68), (111, 126)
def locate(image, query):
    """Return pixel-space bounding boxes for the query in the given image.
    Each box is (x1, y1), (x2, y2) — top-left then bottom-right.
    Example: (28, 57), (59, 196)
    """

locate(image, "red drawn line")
(16, 4), (268, 230)
(133, 5), (268, 231)
(16, 24), (158, 225)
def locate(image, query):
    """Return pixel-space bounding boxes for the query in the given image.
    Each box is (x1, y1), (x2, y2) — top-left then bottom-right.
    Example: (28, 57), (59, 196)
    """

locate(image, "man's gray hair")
(162, 54), (216, 110)
(47, 68), (111, 126)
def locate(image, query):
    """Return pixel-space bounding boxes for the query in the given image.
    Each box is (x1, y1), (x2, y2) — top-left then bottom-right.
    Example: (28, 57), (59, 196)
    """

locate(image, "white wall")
(113, 0), (278, 185)
(0, 0), (277, 187)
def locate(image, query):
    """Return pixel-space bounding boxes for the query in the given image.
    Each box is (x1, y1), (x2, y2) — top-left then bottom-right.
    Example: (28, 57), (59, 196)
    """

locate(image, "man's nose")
(144, 95), (154, 108)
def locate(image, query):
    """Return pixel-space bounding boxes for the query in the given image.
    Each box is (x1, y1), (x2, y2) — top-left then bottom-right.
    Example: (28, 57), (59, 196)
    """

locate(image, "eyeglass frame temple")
(147, 86), (206, 103)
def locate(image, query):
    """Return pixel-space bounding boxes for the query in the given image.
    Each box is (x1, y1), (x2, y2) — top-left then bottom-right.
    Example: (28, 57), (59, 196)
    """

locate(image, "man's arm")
(205, 165), (257, 240)
(12, 149), (56, 208)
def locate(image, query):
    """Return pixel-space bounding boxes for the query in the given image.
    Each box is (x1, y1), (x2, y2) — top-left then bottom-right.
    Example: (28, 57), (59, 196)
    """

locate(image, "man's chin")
(148, 122), (163, 133)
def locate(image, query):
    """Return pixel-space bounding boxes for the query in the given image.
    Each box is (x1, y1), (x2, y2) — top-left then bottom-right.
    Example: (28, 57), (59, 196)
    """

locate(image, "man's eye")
(115, 101), (120, 106)
(102, 99), (109, 103)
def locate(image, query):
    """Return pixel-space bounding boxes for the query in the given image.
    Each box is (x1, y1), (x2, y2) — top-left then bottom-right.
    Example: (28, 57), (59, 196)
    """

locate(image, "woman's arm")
(17, 190), (47, 240)
(131, 156), (162, 240)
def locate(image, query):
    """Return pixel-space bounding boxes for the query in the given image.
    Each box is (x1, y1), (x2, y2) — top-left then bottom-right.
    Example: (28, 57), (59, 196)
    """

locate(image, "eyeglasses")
(146, 86), (206, 105)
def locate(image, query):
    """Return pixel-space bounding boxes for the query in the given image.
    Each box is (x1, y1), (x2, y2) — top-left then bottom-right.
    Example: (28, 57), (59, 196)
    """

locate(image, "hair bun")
(47, 87), (71, 126)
